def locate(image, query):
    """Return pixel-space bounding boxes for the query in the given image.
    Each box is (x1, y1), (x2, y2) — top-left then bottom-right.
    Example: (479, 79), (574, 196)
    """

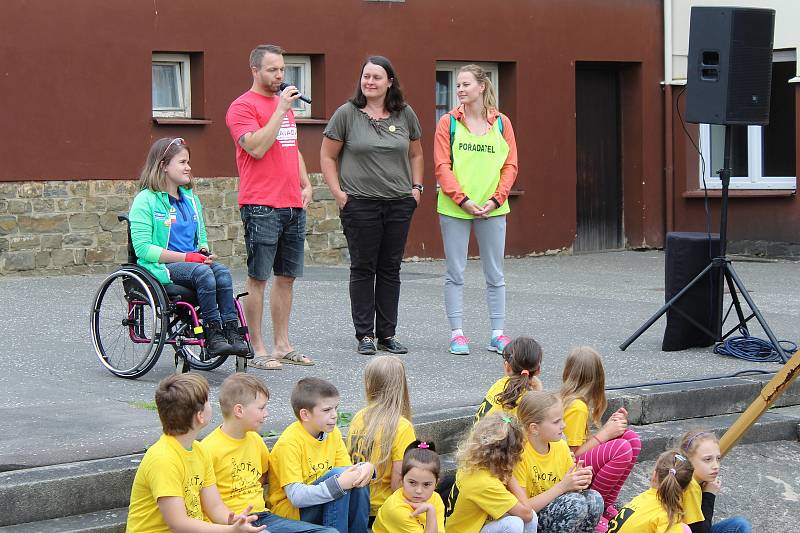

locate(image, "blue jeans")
(298, 467), (370, 533)
(165, 262), (237, 324)
(252, 511), (337, 532)
(711, 517), (752, 533)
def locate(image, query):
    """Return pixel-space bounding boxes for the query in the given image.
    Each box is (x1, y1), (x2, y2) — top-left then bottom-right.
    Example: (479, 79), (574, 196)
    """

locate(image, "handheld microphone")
(278, 82), (312, 104)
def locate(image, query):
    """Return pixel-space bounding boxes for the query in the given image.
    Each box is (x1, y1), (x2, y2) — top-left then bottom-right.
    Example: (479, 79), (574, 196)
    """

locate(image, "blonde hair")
(678, 429), (719, 459)
(516, 390), (562, 432)
(349, 355), (412, 481)
(652, 449), (694, 531)
(139, 137), (192, 192)
(218, 373), (270, 418)
(456, 412), (525, 484)
(560, 346), (607, 428)
(457, 64), (498, 117)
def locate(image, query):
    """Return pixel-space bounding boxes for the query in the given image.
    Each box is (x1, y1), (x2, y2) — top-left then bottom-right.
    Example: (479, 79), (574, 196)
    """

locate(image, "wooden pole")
(719, 348), (800, 456)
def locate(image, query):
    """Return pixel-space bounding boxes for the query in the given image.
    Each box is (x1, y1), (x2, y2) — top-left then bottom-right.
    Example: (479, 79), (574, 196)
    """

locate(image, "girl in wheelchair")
(129, 137), (249, 358)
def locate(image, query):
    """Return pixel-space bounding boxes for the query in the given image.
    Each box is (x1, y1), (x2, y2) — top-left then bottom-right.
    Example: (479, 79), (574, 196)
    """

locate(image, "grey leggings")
(440, 214), (506, 331)
(537, 490), (603, 533)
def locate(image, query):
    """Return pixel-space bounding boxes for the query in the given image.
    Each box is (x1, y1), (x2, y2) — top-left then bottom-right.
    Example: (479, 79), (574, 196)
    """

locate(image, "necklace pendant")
(388, 125), (396, 133)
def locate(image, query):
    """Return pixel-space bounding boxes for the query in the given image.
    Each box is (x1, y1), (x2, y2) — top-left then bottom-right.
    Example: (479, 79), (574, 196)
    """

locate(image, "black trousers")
(340, 196), (416, 340)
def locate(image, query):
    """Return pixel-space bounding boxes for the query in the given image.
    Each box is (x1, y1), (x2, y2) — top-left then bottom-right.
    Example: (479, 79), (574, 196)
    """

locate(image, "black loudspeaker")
(685, 6), (775, 125)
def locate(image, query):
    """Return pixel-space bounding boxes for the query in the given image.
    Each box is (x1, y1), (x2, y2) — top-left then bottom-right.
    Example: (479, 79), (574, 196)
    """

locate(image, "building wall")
(0, 175), (346, 275)
(0, 0), (666, 274)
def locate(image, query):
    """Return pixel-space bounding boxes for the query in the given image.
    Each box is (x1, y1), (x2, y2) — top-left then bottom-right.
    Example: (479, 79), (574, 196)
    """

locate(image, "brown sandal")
(249, 357), (283, 370)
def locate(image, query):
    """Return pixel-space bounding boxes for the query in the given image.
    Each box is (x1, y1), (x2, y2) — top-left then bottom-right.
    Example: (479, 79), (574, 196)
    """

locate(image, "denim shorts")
(240, 205), (305, 280)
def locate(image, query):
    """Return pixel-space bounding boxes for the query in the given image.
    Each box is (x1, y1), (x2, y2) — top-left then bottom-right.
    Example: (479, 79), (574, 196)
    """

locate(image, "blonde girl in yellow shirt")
(373, 441), (445, 533)
(677, 431), (752, 533)
(560, 346), (642, 531)
(346, 355), (417, 519)
(608, 449), (694, 533)
(445, 412), (536, 533)
(514, 390), (603, 533)
(475, 336), (543, 422)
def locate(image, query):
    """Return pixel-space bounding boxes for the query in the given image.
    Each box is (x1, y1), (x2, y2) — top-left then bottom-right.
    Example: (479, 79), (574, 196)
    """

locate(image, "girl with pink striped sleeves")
(560, 347), (642, 533)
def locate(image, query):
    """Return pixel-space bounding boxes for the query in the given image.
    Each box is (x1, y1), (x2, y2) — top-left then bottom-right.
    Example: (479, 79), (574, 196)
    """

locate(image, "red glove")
(185, 252), (207, 263)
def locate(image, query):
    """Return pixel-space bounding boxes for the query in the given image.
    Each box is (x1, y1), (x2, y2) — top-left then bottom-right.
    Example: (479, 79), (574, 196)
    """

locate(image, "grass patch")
(128, 401), (158, 411)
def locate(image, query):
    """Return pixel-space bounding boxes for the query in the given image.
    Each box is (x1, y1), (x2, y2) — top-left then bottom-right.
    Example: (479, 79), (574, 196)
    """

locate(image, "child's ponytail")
(495, 336), (543, 410)
(653, 449), (694, 530)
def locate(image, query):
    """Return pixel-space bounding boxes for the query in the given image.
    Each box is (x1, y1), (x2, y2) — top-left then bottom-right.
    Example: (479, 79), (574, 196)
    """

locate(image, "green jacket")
(129, 187), (209, 285)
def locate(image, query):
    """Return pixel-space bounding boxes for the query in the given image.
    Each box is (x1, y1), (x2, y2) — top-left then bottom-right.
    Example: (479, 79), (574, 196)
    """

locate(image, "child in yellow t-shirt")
(347, 355), (417, 518)
(126, 374), (264, 533)
(608, 449), (694, 533)
(373, 441), (445, 533)
(474, 336), (543, 422)
(267, 377), (374, 532)
(560, 346), (641, 531)
(678, 430), (752, 533)
(514, 390), (603, 533)
(201, 373), (336, 532)
(445, 412), (535, 533)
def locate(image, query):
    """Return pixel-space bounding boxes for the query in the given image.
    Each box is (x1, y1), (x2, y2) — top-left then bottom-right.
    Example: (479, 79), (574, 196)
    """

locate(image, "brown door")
(575, 65), (623, 252)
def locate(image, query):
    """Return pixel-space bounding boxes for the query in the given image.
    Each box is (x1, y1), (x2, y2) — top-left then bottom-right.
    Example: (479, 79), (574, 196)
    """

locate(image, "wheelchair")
(90, 214), (252, 379)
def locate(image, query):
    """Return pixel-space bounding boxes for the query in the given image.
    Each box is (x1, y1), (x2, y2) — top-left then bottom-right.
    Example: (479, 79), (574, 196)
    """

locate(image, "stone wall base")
(0, 174), (348, 276)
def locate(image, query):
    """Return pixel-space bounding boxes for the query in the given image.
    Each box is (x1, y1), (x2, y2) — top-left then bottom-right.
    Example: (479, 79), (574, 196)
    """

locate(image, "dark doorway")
(575, 64), (623, 252)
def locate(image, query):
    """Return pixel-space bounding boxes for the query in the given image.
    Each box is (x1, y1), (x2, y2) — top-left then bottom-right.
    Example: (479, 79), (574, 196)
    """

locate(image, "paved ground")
(617, 440), (800, 531)
(0, 251), (798, 469)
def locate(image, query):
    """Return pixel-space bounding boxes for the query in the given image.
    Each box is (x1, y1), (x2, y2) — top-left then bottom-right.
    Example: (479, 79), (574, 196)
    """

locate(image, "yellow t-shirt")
(563, 398), (591, 447)
(474, 377), (517, 422)
(346, 409), (417, 515)
(444, 468), (519, 533)
(608, 488), (687, 533)
(267, 421), (352, 520)
(126, 434), (216, 533)
(513, 439), (574, 497)
(681, 477), (705, 524)
(373, 487), (446, 533)
(201, 426), (270, 514)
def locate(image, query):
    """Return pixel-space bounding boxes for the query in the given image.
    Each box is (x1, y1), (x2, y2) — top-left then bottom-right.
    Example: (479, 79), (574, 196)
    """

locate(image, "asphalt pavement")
(1, 251), (797, 469)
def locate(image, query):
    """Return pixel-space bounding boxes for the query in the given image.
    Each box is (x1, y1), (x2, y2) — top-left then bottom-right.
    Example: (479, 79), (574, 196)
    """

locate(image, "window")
(435, 61), (499, 122)
(698, 52), (796, 190)
(152, 53), (191, 118)
(284, 55), (312, 118)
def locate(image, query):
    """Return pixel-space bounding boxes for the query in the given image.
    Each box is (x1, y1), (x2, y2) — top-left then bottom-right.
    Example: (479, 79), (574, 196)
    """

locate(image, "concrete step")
(0, 455), (140, 527)
(2, 377), (798, 530)
(0, 508), (127, 533)
(413, 372), (800, 453)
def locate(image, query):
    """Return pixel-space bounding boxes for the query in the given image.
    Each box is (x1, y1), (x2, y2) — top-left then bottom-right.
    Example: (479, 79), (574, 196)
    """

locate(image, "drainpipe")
(663, 0), (675, 235)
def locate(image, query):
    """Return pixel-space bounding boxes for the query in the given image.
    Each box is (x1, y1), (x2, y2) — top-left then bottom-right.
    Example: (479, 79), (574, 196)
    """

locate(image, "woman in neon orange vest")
(433, 64), (519, 356)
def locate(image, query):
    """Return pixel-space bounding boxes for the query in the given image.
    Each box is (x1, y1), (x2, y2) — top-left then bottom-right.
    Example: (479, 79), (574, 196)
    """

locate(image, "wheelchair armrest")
(118, 213), (130, 224)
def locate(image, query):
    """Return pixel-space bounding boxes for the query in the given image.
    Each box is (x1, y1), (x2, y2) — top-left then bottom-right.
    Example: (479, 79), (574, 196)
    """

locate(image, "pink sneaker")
(488, 334), (511, 353)
(594, 516), (609, 532)
(449, 335), (470, 355)
(605, 505), (619, 518)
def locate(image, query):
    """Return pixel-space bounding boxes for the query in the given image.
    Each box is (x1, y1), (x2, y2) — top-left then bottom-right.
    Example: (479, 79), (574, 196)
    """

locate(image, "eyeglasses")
(160, 137), (185, 160)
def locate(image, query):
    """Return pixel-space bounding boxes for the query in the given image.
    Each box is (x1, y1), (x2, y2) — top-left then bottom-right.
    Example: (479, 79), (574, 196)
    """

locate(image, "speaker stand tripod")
(619, 125), (789, 363)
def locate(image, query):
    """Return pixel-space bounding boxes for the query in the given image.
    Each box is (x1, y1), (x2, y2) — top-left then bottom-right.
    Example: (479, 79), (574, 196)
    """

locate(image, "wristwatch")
(412, 184), (424, 193)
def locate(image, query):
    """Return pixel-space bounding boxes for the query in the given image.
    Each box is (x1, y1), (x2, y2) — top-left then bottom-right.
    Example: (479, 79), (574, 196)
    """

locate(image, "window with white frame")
(435, 61), (499, 122)
(284, 55), (312, 118)
(152, 53), (191, 118)
(698, 51), (796, 190)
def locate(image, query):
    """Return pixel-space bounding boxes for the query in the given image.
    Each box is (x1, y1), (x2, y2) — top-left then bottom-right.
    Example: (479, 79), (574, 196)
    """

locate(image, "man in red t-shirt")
(226, 44), (314, 369)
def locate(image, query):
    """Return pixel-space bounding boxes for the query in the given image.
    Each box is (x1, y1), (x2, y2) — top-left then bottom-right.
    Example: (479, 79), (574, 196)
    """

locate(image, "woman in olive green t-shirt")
(320, 55), (424, 356)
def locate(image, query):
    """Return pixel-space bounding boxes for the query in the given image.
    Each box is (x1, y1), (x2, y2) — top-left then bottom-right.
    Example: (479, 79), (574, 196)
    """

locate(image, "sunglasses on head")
(160, 137), (186, 160)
